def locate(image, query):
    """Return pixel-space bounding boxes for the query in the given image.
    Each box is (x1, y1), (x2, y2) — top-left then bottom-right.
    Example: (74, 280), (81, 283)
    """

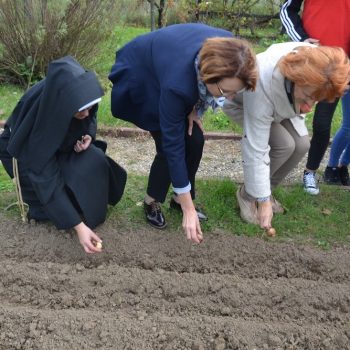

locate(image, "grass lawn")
(113, 181), (348, 247)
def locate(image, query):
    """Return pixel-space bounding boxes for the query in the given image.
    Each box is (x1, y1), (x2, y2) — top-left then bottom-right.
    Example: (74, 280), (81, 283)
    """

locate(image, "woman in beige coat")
(223, 42), (350, 229)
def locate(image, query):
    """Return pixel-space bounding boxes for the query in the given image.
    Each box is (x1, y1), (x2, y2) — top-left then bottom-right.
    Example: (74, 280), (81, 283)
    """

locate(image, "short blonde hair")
(199, 37), (257, 91)
(278, 46), (350, 101)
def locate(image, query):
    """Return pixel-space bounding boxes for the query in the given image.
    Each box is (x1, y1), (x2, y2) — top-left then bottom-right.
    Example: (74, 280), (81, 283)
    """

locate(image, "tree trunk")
(157, 0), (165, 28)
(195, 0), (202, 21)
(150, 0), (155, 31)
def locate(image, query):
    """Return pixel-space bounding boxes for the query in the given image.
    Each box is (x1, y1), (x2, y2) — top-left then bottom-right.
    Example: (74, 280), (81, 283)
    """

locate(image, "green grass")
(271, 185), (350, 245)
(93, 25), (150, 80)
(0, 84), (23, 119)
(0, 165), (16, 215)
(197, 179), (350, 246)
(1, 162), (348, 247)
(0, 165), (13, 192)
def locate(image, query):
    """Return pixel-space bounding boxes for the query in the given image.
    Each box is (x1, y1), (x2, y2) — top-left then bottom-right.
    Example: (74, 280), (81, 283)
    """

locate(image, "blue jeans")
(328, 90), (350, 167)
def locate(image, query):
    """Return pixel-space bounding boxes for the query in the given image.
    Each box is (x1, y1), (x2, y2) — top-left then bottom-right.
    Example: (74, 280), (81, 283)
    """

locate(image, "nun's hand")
(74, 134), (92, 153)
(187, 107), (204, 136)
(74, 222), (102, 254)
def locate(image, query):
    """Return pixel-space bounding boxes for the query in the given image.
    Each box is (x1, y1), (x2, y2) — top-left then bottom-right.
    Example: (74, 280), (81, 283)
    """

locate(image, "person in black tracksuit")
(280, 0), (350, 194)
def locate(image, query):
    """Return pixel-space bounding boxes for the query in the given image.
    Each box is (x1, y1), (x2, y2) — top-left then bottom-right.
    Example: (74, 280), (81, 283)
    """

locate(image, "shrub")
(0, 0), (118, 87)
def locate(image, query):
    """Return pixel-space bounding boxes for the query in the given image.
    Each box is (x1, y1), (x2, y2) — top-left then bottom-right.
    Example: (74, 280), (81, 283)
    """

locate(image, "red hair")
(278, 46), (350, 101)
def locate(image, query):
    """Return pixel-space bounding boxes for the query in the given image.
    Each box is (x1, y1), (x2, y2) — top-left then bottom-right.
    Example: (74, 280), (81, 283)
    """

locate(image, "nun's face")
(74, 106), (93, 120)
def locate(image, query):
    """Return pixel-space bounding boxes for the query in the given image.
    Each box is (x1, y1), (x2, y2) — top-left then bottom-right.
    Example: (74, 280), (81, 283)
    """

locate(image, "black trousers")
(306, 99), (339, 171)
(147, 123), (204, 203)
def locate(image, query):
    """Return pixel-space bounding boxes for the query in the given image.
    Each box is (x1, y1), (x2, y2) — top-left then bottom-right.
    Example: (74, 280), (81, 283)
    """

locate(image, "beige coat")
(223, 42), (312, 198)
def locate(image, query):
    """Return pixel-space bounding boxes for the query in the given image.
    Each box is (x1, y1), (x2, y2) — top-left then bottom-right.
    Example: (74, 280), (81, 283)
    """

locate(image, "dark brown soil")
(0, 211), (350, 350)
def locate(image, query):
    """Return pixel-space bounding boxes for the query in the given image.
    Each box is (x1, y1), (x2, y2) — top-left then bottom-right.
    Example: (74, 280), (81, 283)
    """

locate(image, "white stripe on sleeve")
(280, 0), (302, 42)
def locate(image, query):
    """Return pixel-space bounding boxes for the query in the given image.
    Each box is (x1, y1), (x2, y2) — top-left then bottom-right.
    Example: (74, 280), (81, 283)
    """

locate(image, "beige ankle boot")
(236, 185), (259, 225)
(270, 195), (284, 214)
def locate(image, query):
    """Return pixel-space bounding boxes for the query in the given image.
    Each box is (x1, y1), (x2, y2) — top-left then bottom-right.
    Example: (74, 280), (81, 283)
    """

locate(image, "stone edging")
(1, 120), (335, 144)
(98, 126), (242, 141)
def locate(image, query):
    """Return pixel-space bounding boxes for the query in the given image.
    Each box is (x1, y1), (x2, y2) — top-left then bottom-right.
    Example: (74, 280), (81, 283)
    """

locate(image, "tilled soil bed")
(0, 211), (350, 350)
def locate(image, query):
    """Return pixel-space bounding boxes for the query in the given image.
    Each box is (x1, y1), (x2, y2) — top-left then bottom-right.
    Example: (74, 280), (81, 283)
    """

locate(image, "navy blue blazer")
(109, 23), (232, 190)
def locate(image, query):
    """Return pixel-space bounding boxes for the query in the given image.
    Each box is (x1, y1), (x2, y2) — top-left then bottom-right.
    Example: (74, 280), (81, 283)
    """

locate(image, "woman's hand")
(177, 192), (203, 243)
(74, 222), (102, 254)
(187, 107), (204, 136)
(257, 201), (273, 229)
(74, 134), (92, 153)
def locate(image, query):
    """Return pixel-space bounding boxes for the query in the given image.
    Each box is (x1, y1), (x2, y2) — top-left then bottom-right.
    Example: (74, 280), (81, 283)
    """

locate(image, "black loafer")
(144, 201), (167, 229)
(169, 198), (208, 221)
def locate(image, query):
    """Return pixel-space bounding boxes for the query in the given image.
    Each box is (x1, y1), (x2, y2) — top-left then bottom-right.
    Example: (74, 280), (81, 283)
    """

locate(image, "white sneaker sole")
(304, 187), (320, 195)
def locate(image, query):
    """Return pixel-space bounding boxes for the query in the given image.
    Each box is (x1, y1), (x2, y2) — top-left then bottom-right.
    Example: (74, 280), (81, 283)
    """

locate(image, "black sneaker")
(323, 166), (341, 185)
(339, 165), (350, 186)
(169, 198), (208, 221)
(144, 201), (167, 229)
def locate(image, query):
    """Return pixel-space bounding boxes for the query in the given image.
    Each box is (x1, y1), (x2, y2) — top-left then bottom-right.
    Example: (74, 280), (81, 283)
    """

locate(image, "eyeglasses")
(216, 81), (246, 98)
(216, 81), (225, 96)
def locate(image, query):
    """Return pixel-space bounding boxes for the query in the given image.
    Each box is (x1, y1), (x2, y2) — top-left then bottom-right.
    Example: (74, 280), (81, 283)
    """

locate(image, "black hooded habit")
(0, 56), (127, 229)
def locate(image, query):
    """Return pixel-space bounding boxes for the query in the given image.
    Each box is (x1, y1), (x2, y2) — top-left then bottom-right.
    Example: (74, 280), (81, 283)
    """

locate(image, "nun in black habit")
(0, 56), (127, 254)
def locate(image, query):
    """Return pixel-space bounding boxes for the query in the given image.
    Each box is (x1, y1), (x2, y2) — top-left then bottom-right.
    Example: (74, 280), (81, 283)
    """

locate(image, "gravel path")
(104, 133), (330, 185)
(0, 124), (330, 184)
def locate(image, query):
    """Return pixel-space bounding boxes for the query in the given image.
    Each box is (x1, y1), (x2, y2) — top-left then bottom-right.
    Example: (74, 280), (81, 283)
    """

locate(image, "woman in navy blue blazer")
(109, 23), (257, 243)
